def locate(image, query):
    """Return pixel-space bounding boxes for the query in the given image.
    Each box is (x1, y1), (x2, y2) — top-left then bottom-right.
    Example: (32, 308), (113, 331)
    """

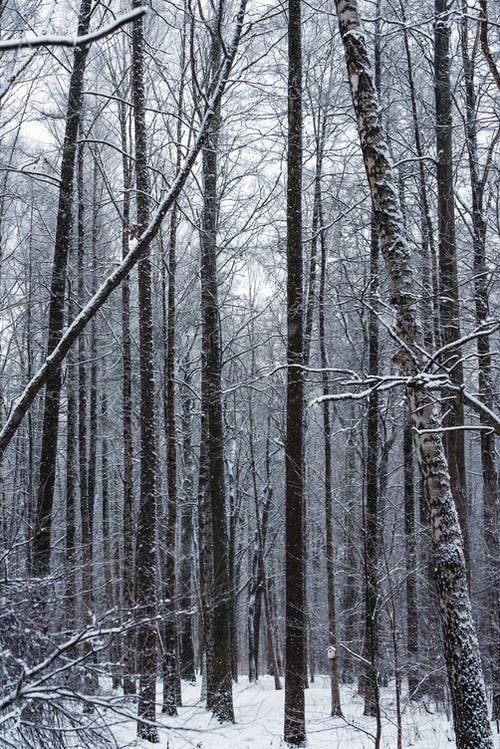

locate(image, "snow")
(108, 676), (500, 749)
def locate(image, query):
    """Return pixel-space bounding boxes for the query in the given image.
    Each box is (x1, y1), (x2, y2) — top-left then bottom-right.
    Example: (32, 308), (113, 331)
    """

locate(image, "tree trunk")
(404, 411), (419, 699)
(118, 95), (136, 697)
(460, 5), (500, 718)
(334, 3), (493, 746)
(32, 0), (93, 577)
(341, 419), (358, 684)
(284, 0), (306, 742)
(178, 353), (196, 683)
(199, 12), (234, 723)
(131, 3), (159, 741)
(434, 0), (469, 573)
(317, 147), (342, 718)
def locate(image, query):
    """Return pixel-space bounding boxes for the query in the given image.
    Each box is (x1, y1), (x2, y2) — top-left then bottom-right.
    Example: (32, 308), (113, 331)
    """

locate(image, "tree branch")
(0, 8), (146, 52)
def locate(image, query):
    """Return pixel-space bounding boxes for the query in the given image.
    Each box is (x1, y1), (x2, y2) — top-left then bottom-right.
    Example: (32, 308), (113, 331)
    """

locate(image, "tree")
(333, 1), (493, 746)
(32, 0), (93, 577)
(198, 3), (234, 724)
(284, 0), (306, 743)
(131, 1), (160, 740)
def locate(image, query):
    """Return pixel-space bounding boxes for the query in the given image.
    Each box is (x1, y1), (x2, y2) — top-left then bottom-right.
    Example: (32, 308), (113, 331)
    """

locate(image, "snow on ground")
(110, 676), (500, 749)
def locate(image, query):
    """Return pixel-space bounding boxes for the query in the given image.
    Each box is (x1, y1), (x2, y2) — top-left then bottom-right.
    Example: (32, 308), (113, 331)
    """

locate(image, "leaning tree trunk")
(334, 3), (493, 747)
(284, 0), (306, 743)
(131, 2), (159, 742)
(32, 0), (93, 577)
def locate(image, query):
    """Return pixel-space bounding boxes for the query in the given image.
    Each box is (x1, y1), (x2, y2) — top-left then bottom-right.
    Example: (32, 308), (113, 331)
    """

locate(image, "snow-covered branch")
(0, 8), (146, 52)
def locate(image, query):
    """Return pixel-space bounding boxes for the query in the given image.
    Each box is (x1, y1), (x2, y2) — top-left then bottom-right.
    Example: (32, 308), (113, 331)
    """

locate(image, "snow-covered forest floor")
(110, 676), (500, 749)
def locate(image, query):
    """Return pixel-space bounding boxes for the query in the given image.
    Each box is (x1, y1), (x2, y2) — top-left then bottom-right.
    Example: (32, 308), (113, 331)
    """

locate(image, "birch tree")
(333, 1), (493, 747)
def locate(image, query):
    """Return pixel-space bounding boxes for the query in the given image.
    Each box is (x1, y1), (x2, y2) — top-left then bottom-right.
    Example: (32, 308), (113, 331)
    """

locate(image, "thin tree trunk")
(317, 149), (342, 718)
(227, 437), (239, 683)
(178, 354), (196, 683)
(460, 6), (500, 718)
(65, 283), (78, 627)
(341, 421), (358, 684)
(404, 411), (419, 699)
(118, 95), (136, 696)
(248, 401), (281, 691)
(434, 0), (470, 573)
(334, 3), (493, 746)
(399, 0), (440, 349)
(161, 4), (188, 712)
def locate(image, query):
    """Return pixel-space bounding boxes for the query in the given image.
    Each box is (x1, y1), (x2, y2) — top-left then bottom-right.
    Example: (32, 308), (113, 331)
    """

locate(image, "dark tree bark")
(334, 2), (493, 747)
(161, 5), (188, 713)
(199, 11), (234, 724)
(460, 6), (500, 717)
(399, 0), (439, 350)
(284, 0), (306, 742)
(361, 6), (382, 729)
(131, 2), (159, 741)
(434, 0), (469, 573)
(32, 0), (93, 577)
(360, 217), (382, 733)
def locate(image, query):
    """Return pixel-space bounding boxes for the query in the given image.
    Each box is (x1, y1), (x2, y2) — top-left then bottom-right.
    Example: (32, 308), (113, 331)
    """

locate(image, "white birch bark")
(333, 2), (493, 747)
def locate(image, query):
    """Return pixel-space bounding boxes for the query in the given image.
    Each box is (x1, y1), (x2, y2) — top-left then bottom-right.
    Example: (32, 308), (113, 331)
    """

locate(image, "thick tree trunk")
(131, 3), (159, 741)
(199, 13), (234, 723)
(334, 3), (493, 747)
(32, 0), (93, 577)
(284, 0), (306, 742)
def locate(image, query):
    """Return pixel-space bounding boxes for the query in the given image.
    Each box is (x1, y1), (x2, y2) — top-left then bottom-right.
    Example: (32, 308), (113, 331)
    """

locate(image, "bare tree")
(333, 1), (493, 746)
